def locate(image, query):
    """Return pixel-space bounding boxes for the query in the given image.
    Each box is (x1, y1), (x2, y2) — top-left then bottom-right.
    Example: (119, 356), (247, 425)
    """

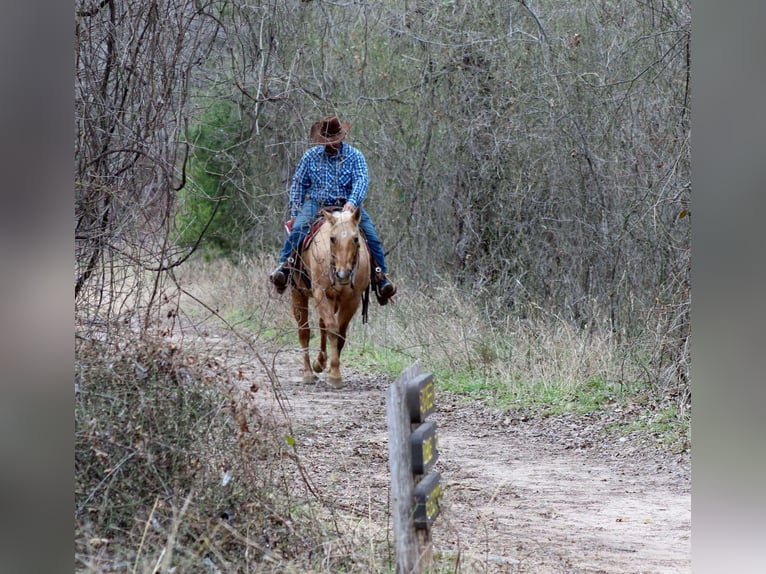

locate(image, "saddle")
(283, 206), (341, 251)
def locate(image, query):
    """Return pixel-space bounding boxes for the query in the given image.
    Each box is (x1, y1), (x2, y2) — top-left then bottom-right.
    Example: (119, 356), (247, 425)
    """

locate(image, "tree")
(75, 0), (222, 332)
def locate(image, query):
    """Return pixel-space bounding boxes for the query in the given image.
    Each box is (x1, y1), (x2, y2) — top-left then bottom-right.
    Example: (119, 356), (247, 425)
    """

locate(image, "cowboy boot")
(374, 266), (396, 305)
(269, 264), (288, 294)
(270, 252), (297, 294)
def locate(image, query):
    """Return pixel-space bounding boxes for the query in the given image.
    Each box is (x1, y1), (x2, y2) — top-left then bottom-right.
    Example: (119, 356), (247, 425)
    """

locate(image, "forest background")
(76, 0), (690, 393)
(75, 0), (690, 570)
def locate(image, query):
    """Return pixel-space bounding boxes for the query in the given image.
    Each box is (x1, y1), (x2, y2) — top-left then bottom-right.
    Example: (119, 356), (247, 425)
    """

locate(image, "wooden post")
(387, 361), (420, 573)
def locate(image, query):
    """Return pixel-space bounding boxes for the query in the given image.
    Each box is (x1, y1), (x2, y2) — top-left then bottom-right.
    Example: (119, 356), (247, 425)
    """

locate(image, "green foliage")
(608, 402), (691, 452)
(343, 343), (413, 378)
(436, 367), (628, 416)
(437, 369), (514, 403)
(176, 98), (251, 255)
(345, 323), (636, 419)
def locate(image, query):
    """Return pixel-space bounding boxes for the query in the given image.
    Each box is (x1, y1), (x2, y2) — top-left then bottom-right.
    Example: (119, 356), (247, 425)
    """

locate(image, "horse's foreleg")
(313, 316), (328, 374)
(314, 301), (343, 389)
(326, 322), (344, 389)
(336, 296), (360, 356)
(291, 291), (315, 384)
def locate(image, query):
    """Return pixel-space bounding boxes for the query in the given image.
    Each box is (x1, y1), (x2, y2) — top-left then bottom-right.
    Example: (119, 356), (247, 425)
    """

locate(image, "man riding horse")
(270, 115), (397, 304)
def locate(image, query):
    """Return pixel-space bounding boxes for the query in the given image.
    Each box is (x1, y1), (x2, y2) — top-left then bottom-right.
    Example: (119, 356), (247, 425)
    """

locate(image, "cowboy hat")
(310, 115), (351, 145)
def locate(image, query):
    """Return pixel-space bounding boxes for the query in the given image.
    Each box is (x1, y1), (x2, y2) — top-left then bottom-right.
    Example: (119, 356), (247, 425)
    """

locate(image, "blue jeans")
(279, 199), (388, 273)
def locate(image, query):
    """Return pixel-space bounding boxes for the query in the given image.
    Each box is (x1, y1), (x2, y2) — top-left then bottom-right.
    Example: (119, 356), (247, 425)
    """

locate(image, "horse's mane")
(330, 210), (354, 224)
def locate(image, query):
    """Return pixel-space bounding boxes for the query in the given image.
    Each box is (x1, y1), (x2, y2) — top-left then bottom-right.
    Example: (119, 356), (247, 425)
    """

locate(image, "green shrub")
(175, 99), (251, 256)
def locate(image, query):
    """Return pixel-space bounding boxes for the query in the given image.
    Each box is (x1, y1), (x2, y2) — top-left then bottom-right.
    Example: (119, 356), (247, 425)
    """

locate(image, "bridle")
(329, 229), (360, 287)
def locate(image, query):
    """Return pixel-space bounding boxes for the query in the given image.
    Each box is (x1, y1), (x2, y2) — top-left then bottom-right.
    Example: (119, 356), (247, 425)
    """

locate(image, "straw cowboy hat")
(310, 115), (351, 145)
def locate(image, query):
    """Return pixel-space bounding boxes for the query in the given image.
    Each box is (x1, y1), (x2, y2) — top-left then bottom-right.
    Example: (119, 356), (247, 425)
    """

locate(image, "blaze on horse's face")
(327, 208), (362, 286)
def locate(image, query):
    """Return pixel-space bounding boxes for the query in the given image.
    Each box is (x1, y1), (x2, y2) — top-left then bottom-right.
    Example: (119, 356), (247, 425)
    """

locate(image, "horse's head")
(326, 208), (362, 286)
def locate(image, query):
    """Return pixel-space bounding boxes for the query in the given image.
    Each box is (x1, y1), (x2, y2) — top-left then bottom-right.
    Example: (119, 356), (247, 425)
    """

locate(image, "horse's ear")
(353, 207), (362, 224)
(324, 210), (335, 224)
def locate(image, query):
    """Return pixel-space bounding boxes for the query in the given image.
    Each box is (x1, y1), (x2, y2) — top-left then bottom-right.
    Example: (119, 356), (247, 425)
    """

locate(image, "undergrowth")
(74, 335), (391, 573)
(177, 256), (691, 436)
(75, 255), (690, 571)
(341, 341), (689, 451)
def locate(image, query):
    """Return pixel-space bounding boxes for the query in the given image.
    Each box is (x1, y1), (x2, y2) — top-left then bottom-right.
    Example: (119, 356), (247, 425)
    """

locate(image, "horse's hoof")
(302, 374), (317, 385)
(312, 360), (326, 373)
(327, 377), (345, 389)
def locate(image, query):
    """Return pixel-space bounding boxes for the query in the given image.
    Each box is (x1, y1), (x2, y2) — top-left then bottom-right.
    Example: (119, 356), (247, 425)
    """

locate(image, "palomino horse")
(290, 208), (370, 388)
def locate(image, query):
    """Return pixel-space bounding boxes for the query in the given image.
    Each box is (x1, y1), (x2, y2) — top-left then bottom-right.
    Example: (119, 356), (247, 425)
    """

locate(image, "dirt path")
(213, 337), (690, 573)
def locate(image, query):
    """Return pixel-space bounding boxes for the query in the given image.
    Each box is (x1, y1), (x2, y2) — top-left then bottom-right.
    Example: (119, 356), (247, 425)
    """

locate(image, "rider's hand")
(342, 202), (355, 212)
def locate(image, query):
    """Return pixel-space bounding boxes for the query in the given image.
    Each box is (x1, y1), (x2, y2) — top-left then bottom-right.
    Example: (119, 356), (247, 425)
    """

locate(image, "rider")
(270, 115), (397, 304)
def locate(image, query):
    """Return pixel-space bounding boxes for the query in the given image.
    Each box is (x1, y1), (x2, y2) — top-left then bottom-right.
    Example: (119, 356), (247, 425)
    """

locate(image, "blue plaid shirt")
(288, 142), (369, 217)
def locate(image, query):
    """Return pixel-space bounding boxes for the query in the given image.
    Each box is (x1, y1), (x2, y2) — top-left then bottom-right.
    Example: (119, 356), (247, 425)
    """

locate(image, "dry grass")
(173, 256), (691, 420)
(75, 252), (405, 573)
(74, 330), (402, 573)
(175, 256), (669, 400)
(74, 255), (687, 572)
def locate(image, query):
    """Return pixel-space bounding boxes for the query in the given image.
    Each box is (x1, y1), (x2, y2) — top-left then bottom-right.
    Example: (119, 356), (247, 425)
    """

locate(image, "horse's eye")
(330, 236), (336, 244)
(353, 237), (359, 246)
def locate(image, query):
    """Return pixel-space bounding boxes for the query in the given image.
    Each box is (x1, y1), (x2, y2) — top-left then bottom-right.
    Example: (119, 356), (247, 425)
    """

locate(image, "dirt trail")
(220, 339), (690, 573)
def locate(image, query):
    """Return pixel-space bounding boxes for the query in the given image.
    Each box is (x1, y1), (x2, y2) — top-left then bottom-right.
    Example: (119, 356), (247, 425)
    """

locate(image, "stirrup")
(271, 256), (295, 294)
(374, 267), (396, 305)
(270, 266), (288, 294)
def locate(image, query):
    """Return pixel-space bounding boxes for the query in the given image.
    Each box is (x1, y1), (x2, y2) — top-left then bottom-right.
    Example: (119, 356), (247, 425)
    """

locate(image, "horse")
(290, 207), (371, 389)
